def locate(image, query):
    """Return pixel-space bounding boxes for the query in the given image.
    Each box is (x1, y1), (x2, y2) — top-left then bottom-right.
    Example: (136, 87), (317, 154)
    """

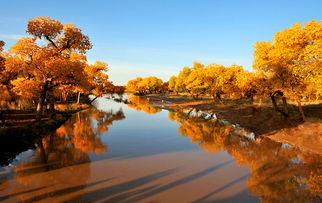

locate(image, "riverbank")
(0, 104), (90, 165)
(143, 94), (322, 155)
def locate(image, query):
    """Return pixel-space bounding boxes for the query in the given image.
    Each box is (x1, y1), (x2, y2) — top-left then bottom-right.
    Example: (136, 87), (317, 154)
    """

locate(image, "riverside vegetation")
(125, 20), (322, 153)
(0, 17), (124, 135)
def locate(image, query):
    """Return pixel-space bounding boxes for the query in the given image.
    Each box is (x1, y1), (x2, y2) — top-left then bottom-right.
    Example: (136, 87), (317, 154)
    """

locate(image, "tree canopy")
(0, 16), (119, 112)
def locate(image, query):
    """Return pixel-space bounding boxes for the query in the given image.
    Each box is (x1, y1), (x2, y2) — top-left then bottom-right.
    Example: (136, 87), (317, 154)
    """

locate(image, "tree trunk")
(37, 81), (48, 113)
(297, 100), (306, 121)
(77, 92), (81, 104)
(282, 96), (288, 116)
(216, 92), (224, 104)
(249, 95), (254, 104)
(270, 94), (280, 112)
(89, 96), (99, 104)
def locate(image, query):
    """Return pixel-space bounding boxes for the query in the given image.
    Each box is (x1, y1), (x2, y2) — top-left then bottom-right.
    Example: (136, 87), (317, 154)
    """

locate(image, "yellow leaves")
(126, 77), (142, 93)
(1, 16), (110, 104)
(86, 61), (109, 74)
(168, 62), (255, 99)
(126, 76), (163, 94)
(27, 16), (92, 53)
(70, 52), (87, 62)
(58, 24), (92, 53)
(253, 41), (273, 71)
(168, 76), (177, 92)
(0, 85), (11, 102)
(175, 67), (192, 92)
(27, 16), (63, 39)
(11, 77), (41, 99)
(186, 64), (207, 95)
(9, 37), (38, 57)
(138, 76), (163, 92)
(253, 20), (322, 100)
(83, 61), (112, 96)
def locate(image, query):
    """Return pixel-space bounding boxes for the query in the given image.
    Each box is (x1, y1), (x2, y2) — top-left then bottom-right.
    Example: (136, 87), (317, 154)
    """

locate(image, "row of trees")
(0, 17), (124, 113)
(126, 20), (321, 120)
(126, 76), (166, 95)
(168, 63), (257, 101)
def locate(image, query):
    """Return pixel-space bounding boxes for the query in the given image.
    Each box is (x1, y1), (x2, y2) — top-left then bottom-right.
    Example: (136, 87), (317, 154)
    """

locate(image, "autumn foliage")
(127, 20), (321, 120)
(0, 17), (119, 113)
(126, 76), (164, 95)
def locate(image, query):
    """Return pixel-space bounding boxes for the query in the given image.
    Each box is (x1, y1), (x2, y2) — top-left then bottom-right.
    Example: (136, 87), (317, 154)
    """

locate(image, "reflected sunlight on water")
(0, 97), (321, 202)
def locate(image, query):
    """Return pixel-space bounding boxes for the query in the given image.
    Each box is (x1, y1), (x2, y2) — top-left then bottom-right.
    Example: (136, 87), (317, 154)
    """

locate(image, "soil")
(144, 94), (322, 155)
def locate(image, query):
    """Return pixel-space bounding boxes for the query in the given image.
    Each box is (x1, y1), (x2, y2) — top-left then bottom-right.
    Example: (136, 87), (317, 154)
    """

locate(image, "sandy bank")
(144, 94), (322, 155)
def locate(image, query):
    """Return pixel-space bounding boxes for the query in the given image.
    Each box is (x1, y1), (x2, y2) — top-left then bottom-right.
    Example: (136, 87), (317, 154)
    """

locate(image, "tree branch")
(44, 35), (58, 48)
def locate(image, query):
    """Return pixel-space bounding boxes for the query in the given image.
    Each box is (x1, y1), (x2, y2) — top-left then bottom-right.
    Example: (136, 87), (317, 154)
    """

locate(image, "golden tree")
(138, 76), (163, 94)
(203, 64), (228, 101)
(84, 61), (114, 103)
(253, 20), (322, 120)
(126, 77), (143, 94)
(6, 17), (92, 112)
(0, 41), (11, 104)
(126, 76), (163, 95)
(168, 75), (177, 93)
(175, 67), (191, 93)
(186, 62), (208, 98)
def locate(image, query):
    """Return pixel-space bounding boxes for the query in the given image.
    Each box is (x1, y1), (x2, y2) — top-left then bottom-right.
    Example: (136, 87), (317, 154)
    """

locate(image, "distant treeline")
(126, 20), (322, 120)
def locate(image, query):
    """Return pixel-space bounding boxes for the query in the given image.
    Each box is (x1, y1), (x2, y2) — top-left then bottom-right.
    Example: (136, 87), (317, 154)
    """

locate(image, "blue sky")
(1, 0), (321, 85)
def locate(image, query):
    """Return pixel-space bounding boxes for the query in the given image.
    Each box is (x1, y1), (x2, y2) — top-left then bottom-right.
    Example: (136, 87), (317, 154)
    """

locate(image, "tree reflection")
(127, 95), (162, 114)
(169, 111), (322, 202)
(16, 108), (125, 173)
(1, 108), (125, 202)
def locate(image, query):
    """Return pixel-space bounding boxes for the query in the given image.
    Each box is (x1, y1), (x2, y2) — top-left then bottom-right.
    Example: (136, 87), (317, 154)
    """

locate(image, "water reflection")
(127, 95), (162, 114)
(19, 108), (124, 170)
(0, 98), (321, 202)
(169, 111), (322, 202)
(0, 107), (125, 202)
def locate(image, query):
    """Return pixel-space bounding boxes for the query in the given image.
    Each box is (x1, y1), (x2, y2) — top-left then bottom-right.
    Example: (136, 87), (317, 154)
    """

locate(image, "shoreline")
(0, 105), (90, 166)
(143, 94), (322, 155)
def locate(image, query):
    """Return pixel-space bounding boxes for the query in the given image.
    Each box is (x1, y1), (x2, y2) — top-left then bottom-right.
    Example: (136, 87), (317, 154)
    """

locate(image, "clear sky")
(1, 0), (321, 85)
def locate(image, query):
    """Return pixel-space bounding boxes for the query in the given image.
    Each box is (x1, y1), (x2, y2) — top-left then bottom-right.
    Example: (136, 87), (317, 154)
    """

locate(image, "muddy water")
(0, 97), (321, 202)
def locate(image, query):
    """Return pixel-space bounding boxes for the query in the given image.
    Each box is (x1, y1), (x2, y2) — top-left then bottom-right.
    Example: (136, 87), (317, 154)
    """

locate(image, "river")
(0, 96), (321, 202)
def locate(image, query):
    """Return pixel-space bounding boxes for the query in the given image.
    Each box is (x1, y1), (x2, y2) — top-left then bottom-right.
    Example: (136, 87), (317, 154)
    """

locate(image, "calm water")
(0, 96), (321, 203)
